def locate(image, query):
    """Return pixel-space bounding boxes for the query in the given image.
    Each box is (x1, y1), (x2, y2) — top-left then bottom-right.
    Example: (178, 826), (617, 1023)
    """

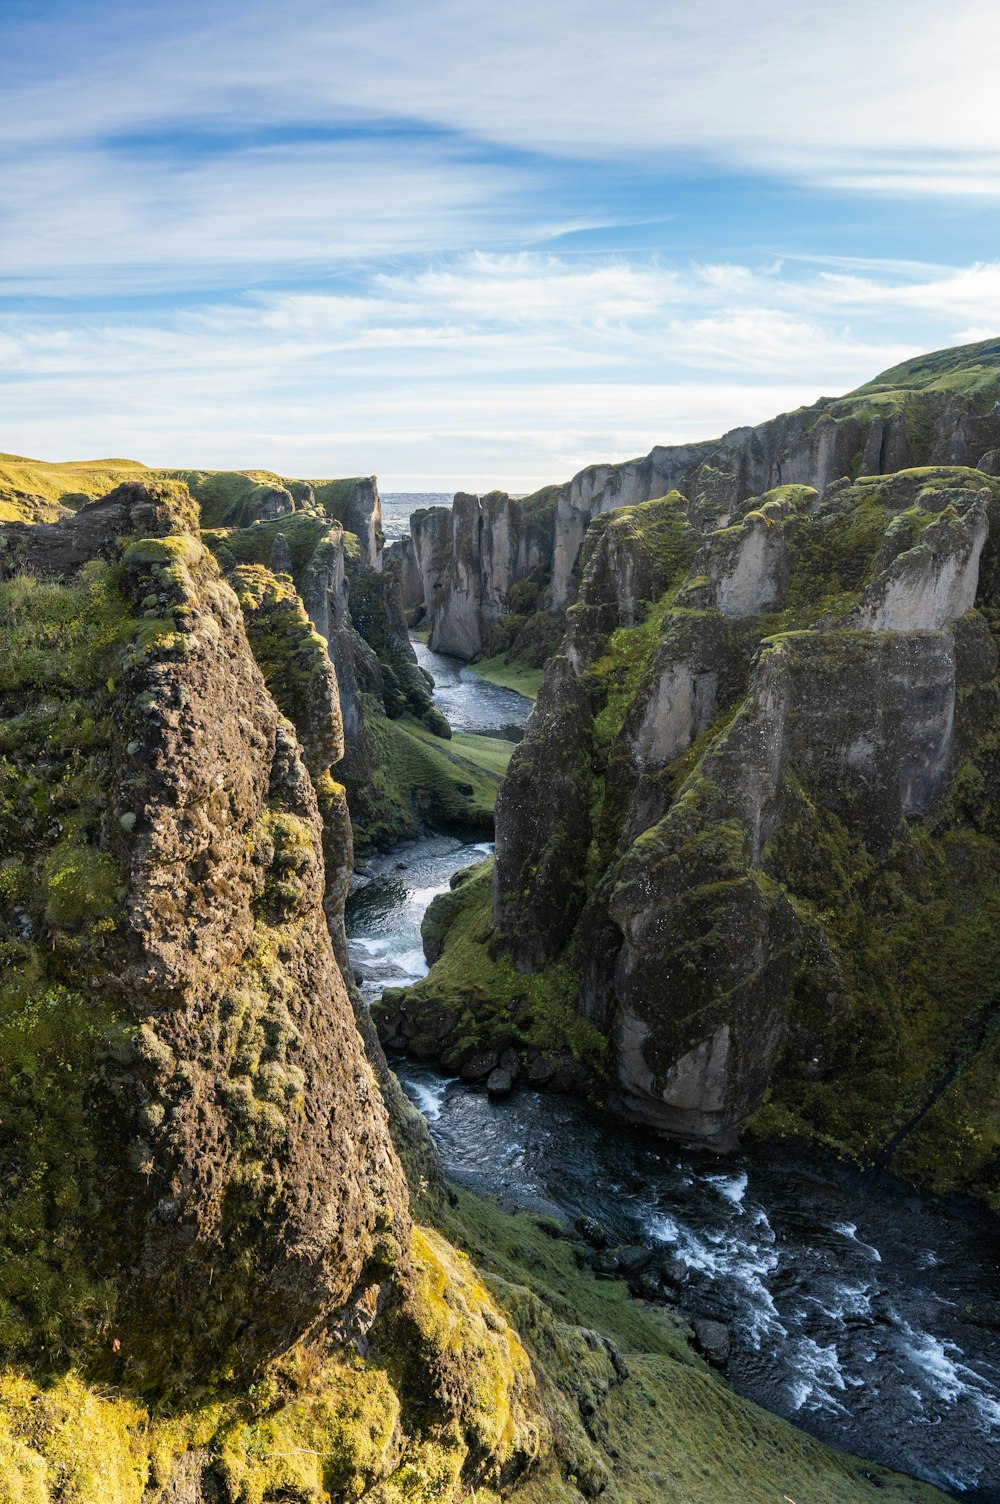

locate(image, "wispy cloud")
(1, 1), (999, 296)
(4, 1), (999, 179)
(1, 252), (993, 489)
(2, 1), (998, 485)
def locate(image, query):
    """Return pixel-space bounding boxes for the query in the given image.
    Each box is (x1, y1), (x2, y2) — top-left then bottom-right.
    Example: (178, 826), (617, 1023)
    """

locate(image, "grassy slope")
(0, 454), (368, 530)
(389, 718), (514, 808)
(355, 716), (516, 850)
(469, 654), (543, 699)
(0, 456), (149, 522)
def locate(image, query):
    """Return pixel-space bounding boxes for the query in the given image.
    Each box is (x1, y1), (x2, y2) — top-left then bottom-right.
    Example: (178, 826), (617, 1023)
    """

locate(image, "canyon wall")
(388, 463), (1000, 1213)
(399, 337), (1000, 666)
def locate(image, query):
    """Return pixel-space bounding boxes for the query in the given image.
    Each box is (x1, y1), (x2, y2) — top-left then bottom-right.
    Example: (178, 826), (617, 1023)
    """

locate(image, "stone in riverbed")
(460, 1047), (499, 1082)
(526, 1053), (556, 1087)
(575, 1216), (608, 1249)
(615, 1245), (656, 1275)
(658, 1255), (690, 1289)
(690, 1317), (731, 1369)
(486, 1067), (515, 1098)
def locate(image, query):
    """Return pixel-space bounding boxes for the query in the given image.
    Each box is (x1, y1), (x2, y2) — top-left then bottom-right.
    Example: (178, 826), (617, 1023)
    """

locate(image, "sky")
(2, 0), (999, 493)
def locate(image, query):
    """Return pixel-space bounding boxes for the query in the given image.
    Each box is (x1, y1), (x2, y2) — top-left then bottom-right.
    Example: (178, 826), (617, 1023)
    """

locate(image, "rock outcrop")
(0, 482), (411, 1383)
(404, 490), (555, 660)
(204, 509), (470, 853)
(0, 479), (548, 1499)
(401, 337), (1000, 668)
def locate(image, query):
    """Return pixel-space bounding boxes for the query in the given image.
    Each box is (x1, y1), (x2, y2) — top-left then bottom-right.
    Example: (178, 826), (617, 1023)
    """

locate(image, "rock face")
(407, 491), (554, 659)
(0, 479), (548, 1499)
(480, 463), (1000, 1207)
(402, 337), (1000, 665)
(0, 483), (411, 1384)
(204, 507), (459, 852)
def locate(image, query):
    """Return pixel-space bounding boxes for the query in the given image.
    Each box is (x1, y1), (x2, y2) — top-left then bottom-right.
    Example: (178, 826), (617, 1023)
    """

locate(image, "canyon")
(1, 338), (998, 1502)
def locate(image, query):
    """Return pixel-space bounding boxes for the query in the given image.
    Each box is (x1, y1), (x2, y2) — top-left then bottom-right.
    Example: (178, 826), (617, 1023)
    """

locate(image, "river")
(346, 639), (1000, 1502)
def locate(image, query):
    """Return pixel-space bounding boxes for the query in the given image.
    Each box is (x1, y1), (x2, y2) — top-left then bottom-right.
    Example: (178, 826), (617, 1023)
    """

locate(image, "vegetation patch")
(469, 654), (544, 699)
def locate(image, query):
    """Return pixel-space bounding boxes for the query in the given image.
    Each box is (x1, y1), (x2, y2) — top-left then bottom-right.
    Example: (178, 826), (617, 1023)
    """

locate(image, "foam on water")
(832, 1221), (883, 1262)
(409, 882), (451, 907)
(403, 1077), (447, 1122)
(827, 1279), (876, 1322)
(707, 1170), (749, 1207)
(645, 1209), (785, 1349)
(788, 1337), (849, 1415)
(899, 1322), (1000, 1427)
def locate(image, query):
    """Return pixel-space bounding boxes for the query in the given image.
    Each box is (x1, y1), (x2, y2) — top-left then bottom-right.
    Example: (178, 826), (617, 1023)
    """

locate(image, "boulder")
(691, 1318), (731, 1369)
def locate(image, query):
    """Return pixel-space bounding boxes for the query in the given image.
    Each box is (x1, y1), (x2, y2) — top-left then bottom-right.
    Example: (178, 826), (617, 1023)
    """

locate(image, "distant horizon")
(2, 0), (998, 490)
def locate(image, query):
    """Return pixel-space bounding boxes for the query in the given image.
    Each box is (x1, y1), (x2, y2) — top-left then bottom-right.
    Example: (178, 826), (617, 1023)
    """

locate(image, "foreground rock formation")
(0, 482), (546, 1498)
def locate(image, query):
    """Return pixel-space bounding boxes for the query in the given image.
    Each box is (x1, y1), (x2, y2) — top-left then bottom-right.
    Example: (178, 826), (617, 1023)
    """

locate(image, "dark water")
(345, 642), (1000, 1501)
(380, 491), (452, 543)
(411, 638), (532, 740)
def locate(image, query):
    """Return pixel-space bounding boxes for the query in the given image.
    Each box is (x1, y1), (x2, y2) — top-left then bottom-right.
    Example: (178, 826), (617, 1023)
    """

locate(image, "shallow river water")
(345, 640), (1000, 1501)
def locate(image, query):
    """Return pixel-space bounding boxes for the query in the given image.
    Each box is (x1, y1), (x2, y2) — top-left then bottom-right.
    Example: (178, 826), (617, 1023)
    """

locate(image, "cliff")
(385, 456), (1000, 1213)
(203, 510), (506, 853)
(0, 480), (549, 1499)
(400, 337), (1000, 668)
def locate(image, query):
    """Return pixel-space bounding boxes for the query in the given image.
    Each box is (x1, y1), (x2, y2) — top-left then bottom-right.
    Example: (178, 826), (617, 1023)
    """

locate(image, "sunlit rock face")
(0, 483), (412, 1386)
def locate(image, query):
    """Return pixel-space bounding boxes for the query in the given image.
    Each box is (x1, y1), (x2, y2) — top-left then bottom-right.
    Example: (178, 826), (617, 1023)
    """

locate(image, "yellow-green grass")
(395, 718), (515, 792)
(0, 455), (149, 522)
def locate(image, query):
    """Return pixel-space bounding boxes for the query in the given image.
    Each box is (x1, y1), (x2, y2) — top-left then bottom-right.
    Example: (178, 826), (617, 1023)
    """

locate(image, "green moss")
(848, 337), (1000, 398)
(41, 844), (120, 931)
(311, 475), (367, 519)
(381, 859), (608, 1077)
(356, 713), (506, 852)
(373, 1224), (541, 1487)
(228, 564), (340, 777)
(120, 534), (203, 570)
(203, 515), (333, 590)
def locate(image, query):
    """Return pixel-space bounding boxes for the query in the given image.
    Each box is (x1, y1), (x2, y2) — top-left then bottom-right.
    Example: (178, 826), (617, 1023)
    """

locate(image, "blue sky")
(2, 0), (999, 491)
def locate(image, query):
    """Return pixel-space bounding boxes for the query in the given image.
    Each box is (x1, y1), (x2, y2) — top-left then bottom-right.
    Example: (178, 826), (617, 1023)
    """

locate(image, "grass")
(395, 715), (514, 777)
(469, 654), (544, 699)
(0, 448), (376, 532)
(0, 455), (148, 522)
(354, 714), (508, 851)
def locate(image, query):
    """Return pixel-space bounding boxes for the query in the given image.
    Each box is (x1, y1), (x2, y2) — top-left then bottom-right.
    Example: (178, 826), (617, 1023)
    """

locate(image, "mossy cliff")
(202, 507), (500, 856)
(395, 466), (1000, 1212)
(0, 481), (545, 1500)
(399, 491), (561, 664)
(0, 456), (383, 568)
(0, 455), (487, 852)
(397, 337), (1000, 676)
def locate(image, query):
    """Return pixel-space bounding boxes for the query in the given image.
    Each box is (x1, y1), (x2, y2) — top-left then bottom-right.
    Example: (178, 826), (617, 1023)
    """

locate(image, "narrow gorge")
(0, 338), (998, 1504)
